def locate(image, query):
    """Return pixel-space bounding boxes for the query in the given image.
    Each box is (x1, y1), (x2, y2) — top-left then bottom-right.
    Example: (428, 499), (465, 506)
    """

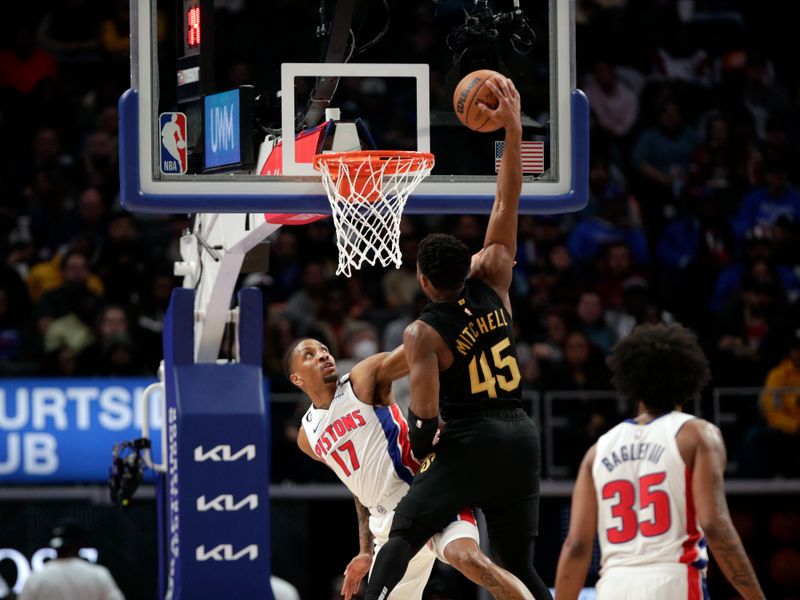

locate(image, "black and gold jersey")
(418, 278), (523, 420)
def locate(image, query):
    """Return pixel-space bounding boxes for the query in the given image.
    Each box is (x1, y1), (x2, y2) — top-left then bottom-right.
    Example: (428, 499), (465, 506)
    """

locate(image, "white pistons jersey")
(592, 411), (708, 576)
(300, 374), (419, 512)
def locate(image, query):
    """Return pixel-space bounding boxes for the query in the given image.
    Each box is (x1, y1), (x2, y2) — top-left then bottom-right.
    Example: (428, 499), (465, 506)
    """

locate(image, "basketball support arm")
(174, 213), (281, 363)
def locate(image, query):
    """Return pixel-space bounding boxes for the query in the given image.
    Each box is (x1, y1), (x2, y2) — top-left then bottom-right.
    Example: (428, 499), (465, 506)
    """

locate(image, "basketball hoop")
(313, 150), (435, 277)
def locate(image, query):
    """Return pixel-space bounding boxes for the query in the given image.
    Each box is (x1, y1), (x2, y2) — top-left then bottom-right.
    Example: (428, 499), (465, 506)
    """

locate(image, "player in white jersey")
(556, 324), (765, 600)
(284, 338), (534, 600)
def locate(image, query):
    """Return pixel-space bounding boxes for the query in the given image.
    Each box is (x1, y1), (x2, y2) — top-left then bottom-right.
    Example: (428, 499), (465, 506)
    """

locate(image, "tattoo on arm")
(707, 466), (765, 598)
(354, 497), (374, 554)
(709, 521), (764, 595)
(479, 573), (513, 600)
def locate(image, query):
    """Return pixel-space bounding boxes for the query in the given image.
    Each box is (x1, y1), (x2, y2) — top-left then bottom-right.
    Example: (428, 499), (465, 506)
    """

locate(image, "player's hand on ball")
(478, 77), (521, 132)
(342, 552), (371, 599)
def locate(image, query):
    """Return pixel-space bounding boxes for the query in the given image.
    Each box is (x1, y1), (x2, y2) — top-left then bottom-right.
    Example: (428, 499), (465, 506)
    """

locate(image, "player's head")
(608, 324), (710, 414)
(49, 520), (85, 559)
(283, 338), (339, 390)
(416, 233), (471, 299)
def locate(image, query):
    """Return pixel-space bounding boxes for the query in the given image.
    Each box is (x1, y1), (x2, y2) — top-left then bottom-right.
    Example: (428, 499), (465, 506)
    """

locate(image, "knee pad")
(389, 511), (434, 549)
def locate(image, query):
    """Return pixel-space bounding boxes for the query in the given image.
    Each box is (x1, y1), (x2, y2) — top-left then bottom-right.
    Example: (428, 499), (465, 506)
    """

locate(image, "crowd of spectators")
(1, 2), (799, 477)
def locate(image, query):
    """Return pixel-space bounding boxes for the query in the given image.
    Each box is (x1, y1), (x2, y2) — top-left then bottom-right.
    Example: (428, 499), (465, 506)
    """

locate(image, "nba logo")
(159, 112), (188, 174)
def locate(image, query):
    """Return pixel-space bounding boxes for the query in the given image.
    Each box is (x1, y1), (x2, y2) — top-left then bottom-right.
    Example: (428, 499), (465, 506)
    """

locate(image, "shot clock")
(183, 0), (201, 56)
(177, 0), (213, 103)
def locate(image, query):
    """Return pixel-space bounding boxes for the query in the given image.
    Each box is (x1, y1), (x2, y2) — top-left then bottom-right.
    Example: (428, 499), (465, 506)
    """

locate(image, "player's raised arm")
(472, 77), (523, 300)
(403, 320), (441, 459)
(555, 446), (598, 600)
(689, 421), (766, 600)
(349, 345), (409, 406)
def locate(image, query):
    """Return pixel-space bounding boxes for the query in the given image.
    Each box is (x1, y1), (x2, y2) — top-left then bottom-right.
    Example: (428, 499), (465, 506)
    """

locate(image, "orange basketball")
(452, 69), (503, 132)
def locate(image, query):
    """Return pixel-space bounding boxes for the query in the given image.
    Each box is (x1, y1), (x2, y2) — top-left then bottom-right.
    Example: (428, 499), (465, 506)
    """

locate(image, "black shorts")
(393, 408), (542, 539)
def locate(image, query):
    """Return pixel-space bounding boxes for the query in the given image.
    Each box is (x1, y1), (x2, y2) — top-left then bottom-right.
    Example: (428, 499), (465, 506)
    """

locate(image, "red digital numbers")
(331, 440), (360, 477)
(187, 6), (201, 47)
(602, 472), (671, 544)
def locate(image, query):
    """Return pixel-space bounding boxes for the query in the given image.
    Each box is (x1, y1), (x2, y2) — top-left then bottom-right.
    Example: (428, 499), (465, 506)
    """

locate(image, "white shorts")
(369, 508), (480, 600)
(597, 564), (708, 600)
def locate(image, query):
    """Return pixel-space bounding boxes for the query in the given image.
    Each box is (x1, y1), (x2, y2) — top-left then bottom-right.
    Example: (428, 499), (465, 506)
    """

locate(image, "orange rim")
(312, 150), (435, 177)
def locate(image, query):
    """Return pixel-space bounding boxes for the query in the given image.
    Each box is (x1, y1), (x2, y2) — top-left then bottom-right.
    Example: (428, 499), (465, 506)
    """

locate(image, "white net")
(314, 151), (435, 277)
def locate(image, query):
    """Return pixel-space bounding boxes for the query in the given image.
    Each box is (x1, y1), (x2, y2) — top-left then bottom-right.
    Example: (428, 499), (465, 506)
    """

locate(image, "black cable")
(353, 0), (390, 56)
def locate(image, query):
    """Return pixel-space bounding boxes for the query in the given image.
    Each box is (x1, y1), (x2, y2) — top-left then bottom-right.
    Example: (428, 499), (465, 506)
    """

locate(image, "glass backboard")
(120, 0), (588, 214)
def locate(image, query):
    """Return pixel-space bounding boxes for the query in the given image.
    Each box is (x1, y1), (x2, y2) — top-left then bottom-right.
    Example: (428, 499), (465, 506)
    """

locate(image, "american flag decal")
(495, 140), (545, 174)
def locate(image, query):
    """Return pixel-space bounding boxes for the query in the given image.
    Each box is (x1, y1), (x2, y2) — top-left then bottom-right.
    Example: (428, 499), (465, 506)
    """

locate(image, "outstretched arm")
(692, 423), (765, 600)
(471, 77), (522, 305)
(341, 496), (374, 600)
(349, 344), (409, 406)
(555, 446), (598, 600)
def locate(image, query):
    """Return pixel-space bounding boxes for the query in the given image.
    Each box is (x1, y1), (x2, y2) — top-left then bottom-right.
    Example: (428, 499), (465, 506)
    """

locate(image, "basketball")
(452, 69), (504, 132)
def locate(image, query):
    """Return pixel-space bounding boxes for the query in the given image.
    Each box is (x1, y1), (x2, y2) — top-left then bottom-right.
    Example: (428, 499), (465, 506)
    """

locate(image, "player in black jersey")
(366, 76), (553, 600)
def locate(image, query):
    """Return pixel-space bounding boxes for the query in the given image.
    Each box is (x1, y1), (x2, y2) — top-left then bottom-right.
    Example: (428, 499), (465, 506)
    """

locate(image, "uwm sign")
(193, 444), (256, 462)
(196, 494), (258, 512)
(195, 544), (259, 562)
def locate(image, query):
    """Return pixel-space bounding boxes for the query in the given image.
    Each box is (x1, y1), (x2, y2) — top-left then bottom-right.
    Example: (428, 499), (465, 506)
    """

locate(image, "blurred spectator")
(709, 227), (800, 314)
(24, 128), (79, 195)
(567, 193), (649, 270)
(652, 26), (712, 89)
(759, 116), (800, 187)
(539, 331), (611, 391)
(26, 239), (104, 303)
(631, 100), (701, 232)
(742, 52), (792, 139)
(283, 261), (328, 332)
(306, 281), (369, 357)
(606, 276), (674, 341)
(522, 310), (569, 383)
(593, 241), (641, 311)
(36, 250), (103, 323)
(656, 190), (735, 326)
(688, 114), (757, 206)
(583, 155), (627, 219)
(0, 265), (39, 374)
(94, 212), (150, 308)
(584, 60), (639, 138)
(734, 158), (800, 237)
(539, 331), (613, 473)
(99, 0), (131, 58)
(381, 236), (419, 310)
(20, 521), (123, 600)
(711, 274), (786, 384)
(740, 329), (800, 478)
(81, 130), (118, 198)
(334, 321), (381, 375)
(575, 291), (616, 354)
(77, 305), (144, 376)
(37, 0), (101, 58)
(268, 230), (303, 302)
(137, 269), (175, 370)
(0, 27), (58, 95)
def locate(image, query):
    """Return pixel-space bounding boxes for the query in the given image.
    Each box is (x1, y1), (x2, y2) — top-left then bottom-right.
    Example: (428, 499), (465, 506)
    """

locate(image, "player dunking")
(285, 338), (534, 600)
(555, 324), (765, 600)
(365, 77), (552, 600)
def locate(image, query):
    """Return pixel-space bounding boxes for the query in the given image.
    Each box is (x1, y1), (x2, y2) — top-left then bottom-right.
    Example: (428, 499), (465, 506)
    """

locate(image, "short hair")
(608, 324), (710, 414)
(417, 233), (471, 290)
(282, 338), (308, 380)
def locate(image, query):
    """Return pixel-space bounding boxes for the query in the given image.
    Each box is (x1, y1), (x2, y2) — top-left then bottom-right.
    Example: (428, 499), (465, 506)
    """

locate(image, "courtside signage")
(0, 378), (162, 482)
